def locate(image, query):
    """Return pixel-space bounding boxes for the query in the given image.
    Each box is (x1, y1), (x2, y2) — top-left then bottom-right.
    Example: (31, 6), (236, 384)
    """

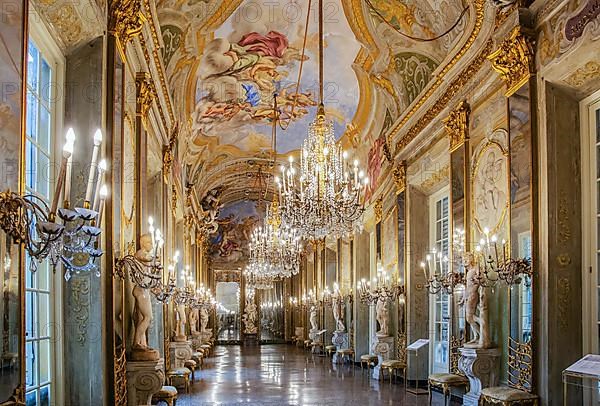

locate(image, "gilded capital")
(392, 161), (407, 194)
(109, 0), (146, 44)
(443, 101), (470, 152)
(135, 72), (156, 118)
(374, 197), (383, 223)
(487, 27), (535, 97)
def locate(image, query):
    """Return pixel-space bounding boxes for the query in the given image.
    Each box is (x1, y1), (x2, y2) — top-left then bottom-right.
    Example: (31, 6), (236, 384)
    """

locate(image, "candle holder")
(356, 262), (403, 305)
(0, 129), (108, 281)
(419, 248), (466, 295)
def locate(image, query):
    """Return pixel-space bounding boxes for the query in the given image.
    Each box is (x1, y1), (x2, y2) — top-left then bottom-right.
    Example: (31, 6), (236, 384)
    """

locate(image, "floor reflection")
(177, 344), (457, 405)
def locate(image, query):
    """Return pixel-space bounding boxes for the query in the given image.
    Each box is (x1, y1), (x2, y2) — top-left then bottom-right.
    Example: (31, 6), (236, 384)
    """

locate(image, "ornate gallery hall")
(0, 0), (599, 405)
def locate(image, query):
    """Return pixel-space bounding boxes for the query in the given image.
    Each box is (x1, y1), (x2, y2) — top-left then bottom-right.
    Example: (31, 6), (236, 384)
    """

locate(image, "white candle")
(85, 129), (103, 205)
(51, 130), (75, 216)
(93, 159), (107, 211)
(63, 129), (76, 208)
(97, 184), (108, 224)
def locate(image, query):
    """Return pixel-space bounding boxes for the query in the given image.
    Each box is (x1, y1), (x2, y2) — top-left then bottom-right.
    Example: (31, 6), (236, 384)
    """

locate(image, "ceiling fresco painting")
(156, 0), (476, 204)
(209, 200), (263, 265)
(189, 0), (361, 166)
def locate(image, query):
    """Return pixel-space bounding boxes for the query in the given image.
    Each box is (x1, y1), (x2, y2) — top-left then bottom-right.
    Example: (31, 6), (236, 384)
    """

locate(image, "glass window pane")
(26, 341), (37, 388)
(40, 59), (52, 105)
(26, 92), (38, 141)
(26, 291), (36, 339)
(38, 340), (50, 384)
(25, 390), (37, 406)
(38, 106), (50, 153)
(37, 261), (49, 291)
(27, 42), (39, 90)
(26, 140), (37, 191)
(36, 152), (50, 200)
(38, 294), (50, 338)
(40, 385), (50, 406)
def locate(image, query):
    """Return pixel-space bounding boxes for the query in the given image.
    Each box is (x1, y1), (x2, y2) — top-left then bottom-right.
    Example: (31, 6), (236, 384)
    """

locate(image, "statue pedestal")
(243, 333), (258, 346)
(126, 358), (165, 406)
(169, 340), (193, 369)
(331, 331), (349, 364)
(459, 347), (502, 406)
(191, 334), (201, 351)
(371, 335), (394, 380)
(199, 331), (213, 345)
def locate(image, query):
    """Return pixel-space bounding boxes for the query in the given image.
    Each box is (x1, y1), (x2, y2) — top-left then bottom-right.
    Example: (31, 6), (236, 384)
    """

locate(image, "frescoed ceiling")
(155, 0), (475, 206)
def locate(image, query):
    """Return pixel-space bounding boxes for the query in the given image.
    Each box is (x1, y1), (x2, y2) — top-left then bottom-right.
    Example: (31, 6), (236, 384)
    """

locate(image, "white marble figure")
(309, 305), (318, 331)
(332, 296), (345, 332)
(200, 307), (209, 333)
(174, 303), (188, 342)
(460, 252), (491, 348)
(189, 307), (200, 336)
(242, 299), (258, 334)
(131, 233), (159, 361)
(375, 297), (389, 337)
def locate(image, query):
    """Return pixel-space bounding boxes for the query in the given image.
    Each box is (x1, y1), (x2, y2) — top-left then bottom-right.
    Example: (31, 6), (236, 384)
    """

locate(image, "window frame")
(25, 7), (65, 406)
(428, 187), (450, 374)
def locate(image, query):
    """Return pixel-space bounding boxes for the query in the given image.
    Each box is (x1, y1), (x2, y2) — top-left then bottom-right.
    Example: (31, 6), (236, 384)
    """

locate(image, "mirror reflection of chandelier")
(243, 261), (276, 290)
(276, 0), (368, 240)
(248, 199), (302, 280)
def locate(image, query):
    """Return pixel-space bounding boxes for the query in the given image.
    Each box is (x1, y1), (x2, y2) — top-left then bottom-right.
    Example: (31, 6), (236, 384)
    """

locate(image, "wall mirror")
(450, 141), (468, 353)
(259, 282), (285, 343)
(506, 83), (534, 391)
(396, 191), (407, 361)
(215, 281), (241, 342)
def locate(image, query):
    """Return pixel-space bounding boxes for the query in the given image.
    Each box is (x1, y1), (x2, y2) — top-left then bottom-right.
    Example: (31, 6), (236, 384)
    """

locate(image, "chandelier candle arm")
(92, 159), (107, 212)
(50, 130), (75, 217)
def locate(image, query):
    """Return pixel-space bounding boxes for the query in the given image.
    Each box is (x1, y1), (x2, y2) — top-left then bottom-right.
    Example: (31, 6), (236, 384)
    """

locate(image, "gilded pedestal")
(331, 331), (349, 364)
(126, 358), (165, 406)
(458, 347), (501, 406)
(371, 335), (394, 380)
(169, 341), (193, 369)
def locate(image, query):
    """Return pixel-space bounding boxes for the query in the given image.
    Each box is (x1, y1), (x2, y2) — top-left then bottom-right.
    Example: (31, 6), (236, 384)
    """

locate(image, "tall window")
(429, 192), (450, 373)
(24, 20), (63, 406)
(583, 90), (600, 355)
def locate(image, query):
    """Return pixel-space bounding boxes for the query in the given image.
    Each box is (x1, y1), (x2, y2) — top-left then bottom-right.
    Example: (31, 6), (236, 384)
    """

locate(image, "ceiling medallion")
(277, 0), (368, 240)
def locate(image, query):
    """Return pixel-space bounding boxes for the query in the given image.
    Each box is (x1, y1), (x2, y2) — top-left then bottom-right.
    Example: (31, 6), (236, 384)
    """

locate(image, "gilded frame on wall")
(382, 205), (399, 274)
(471, 129), (510, 237)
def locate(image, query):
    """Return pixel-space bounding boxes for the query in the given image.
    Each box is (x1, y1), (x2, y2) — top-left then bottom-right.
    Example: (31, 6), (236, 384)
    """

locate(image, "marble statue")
(309, 305), (318, 331)
(200, 307), (209, 333)
(375, 297), (389, 337)
(332, 296), (345, 332)
(460, 252), (491, 348)
(174, 303), (188, 342)
(242, 299), (258, 334)
(189, 307), (200, 336)
(131, 234), (159, 361)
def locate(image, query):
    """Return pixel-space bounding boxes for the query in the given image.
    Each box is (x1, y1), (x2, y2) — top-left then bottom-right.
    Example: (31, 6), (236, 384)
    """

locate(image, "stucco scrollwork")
(443, 101), (470, 152)
(70, 277), (90, 345)
(487, 27), (535, 97)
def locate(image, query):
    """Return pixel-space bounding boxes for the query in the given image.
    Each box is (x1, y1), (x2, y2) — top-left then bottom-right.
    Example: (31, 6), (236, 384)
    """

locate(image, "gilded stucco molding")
(420, 164), (450, 191)
(374, 197), (383, 223)
(395, 39), (494, 154)
(135, 72), (156, 118)
(163, 125), (178, 182)
(392, 161), (407, 195)
(443, 101), (470, 152)
(109, 0), (147, 45)
(487, 27), (535, 97)
(390, 0), (487, 155)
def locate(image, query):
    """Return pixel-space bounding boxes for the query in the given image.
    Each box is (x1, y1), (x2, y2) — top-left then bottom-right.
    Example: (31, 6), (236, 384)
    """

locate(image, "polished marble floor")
(177, 344), (458, 406)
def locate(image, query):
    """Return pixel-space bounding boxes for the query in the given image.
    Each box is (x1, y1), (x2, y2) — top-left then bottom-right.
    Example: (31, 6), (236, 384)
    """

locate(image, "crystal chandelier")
(276, 0), (368, 240)
(248, 199), (302, 279)
(243, 261), (277, 290)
